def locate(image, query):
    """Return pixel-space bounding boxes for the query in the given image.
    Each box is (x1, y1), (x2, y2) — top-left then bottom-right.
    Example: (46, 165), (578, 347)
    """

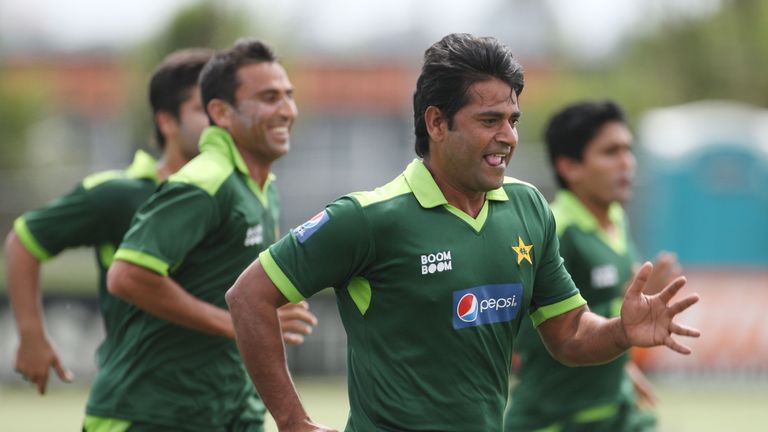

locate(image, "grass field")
(2, 376), (767, 431)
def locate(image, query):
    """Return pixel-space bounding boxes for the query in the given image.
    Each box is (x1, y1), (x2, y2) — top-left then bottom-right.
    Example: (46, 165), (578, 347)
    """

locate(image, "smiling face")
(226, 62), (298, 163)
(427, 78), (521, 196)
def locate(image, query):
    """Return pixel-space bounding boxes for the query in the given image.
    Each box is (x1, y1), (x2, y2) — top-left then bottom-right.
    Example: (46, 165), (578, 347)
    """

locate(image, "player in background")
(6, 48), (315, 400)
(225, 34), (700, 432)
(505, 100), (682, 432)
(93, 39), (310, 431)
(6, 48), (213, 394)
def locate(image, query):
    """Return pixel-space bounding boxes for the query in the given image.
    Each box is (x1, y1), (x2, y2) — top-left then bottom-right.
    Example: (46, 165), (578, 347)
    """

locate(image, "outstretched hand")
(621, 262), (700, 354)
(277, 301), (318, 345)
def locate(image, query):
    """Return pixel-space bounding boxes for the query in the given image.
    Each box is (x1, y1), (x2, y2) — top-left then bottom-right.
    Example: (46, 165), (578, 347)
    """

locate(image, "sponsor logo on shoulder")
(244, 224), (263, 247)
(452, 284), (523, 329)
(420, 250), (453, 274)
(293, 210), (330, 243)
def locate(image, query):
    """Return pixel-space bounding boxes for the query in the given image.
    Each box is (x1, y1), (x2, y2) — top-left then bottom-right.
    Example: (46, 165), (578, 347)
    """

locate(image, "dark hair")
(545, 100), (627, 189)
(199, 38), (277, 126)
(413, 33), (525, 157)
(149, 48), (213, 149)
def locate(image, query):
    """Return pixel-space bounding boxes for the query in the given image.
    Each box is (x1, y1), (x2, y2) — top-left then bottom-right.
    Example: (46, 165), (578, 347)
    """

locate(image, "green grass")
(1, 377), (767, 431)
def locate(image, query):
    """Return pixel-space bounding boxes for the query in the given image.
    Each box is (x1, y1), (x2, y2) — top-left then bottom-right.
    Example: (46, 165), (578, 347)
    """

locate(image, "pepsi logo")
(293, 210), (330, 244)
(457, 293), (479, 322)
(452, 284), (523, 330)
(302, 211), (327, 229)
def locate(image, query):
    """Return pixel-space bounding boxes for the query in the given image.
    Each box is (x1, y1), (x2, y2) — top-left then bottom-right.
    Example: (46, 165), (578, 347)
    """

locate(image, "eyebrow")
(475, 110), (522, 120)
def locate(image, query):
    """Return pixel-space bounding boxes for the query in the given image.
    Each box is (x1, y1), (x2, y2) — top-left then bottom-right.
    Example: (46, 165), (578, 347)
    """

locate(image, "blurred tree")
(518, 0), (767, 146)
(123, 1), (257, 155)
(0, 75), (44, 169)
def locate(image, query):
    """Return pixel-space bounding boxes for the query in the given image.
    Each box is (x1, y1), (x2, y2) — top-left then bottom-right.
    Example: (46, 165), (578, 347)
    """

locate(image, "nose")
(622, 148), (636, 171)
(277, 95), (298, 120)
(496, 119), (518, 146)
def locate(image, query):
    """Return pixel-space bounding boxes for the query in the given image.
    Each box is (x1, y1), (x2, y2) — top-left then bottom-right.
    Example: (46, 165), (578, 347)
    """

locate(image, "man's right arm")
(5, 230), (73, 394)
(108, 260), (235, 338)
(226, 259), (335, 432)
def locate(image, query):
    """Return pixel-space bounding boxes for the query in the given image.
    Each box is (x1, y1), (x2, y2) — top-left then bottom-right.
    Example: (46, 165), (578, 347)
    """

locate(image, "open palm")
(621, 262), (701, 354)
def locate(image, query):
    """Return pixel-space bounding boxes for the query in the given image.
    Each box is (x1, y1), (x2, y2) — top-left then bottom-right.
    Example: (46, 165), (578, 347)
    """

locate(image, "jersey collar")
(125, 149), (159, 183)
(551, 189), (627, 253)
(198, 126), (276, 187)
(403, 159), (509, 209)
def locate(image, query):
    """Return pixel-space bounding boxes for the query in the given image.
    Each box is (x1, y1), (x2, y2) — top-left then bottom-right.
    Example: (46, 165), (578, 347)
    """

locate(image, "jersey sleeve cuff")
(259, 249), (305, 304)
(13, 217), (52, 261)
(113, 248), (170, 276)
(531, 293), (587, 328)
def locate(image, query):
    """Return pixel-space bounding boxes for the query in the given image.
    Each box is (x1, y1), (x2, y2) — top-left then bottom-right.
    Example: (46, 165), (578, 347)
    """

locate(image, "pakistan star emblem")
(512, 236), (533, 265)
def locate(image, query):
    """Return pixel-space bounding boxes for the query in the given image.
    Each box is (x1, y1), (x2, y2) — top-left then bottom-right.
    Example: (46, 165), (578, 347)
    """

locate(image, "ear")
(555, 157), (582, 186)
(424, 106), (448, 143)
(155, 111), (179, 141)
(207, 99), (234, 129)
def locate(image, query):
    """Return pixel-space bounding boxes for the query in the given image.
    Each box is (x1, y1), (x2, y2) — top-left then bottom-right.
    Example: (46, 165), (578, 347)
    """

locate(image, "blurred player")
(93, 39), (311, 431)
(225, 34), (699, 432)
(5, 48), (213, 395)
(506, 100), (682, 432)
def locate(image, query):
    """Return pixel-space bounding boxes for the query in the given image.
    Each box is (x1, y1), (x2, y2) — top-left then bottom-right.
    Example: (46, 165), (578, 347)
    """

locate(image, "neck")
(570, 189), (614, 231)
(156, 141), (192, 181)
(238, 147), (272, 188)
(424, 159), (485, 217)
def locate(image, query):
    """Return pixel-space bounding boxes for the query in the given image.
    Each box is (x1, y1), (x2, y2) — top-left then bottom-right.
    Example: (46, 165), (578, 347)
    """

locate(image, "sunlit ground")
(2, 376), (767, 431)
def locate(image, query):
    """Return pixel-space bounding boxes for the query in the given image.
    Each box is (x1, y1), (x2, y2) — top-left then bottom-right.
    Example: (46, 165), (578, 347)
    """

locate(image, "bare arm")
(625, 361), (657, 409)
(5, 231), (73, 394)
(538, 262), (700, 366)
(226, 259), (334, 432)
(108, 259), (235, 338)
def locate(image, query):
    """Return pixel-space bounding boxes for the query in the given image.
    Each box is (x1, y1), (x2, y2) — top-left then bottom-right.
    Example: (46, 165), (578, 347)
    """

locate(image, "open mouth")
(483, 153), (507, 168)
(269, 126), (290, 141)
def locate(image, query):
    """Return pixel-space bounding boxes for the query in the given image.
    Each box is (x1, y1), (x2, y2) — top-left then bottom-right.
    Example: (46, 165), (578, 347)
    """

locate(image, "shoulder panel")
(168, 152), (233, 196)
(347, 175), (411, 207)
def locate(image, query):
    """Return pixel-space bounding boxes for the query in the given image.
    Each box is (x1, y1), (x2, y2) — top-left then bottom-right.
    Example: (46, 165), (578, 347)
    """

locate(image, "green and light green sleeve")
(530, 198), (586, 327)
(114, 183), (218, 276)
(14, 184), (105, 260)
(262, 197), (374, 302)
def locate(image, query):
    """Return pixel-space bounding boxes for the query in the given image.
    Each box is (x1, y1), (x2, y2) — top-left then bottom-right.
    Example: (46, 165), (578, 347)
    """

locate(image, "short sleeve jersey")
(506, 190), (639, 431)
(13, 150), (158, 368)
(262, 160), (585, 432)
(86, 127), (279, 431)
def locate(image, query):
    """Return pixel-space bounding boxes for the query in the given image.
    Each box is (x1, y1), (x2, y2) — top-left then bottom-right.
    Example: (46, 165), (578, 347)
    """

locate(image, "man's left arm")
(537, 262), (700, 366)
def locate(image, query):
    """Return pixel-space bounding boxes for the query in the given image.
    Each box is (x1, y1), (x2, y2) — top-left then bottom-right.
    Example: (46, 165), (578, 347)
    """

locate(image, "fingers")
(626, 262), (653, 297)
(665, 336), (693, 355)
(657, 276), (687, 303)
(278, 304), (319, 327)
(53, 357), (75, 383)
(36, 371), (49, 395)
(667, 293), (700, 316)
(282, 332), (306, 345)
(281, 319), (315, 336)
(669, 321), (701, 338)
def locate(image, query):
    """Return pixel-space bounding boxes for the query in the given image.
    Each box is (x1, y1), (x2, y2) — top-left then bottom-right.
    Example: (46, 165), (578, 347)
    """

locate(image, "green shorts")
(83, 414), (265, 432)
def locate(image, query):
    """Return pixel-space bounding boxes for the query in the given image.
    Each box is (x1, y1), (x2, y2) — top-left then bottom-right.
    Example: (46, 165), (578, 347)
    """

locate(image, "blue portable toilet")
(632, 101), (768, 267)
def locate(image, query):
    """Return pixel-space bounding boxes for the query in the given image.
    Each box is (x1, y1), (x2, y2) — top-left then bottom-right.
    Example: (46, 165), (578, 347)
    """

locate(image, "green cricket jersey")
(86, 127), (278, 431)
(262, 160), (585, 431)
(506, 190), (639, 431)
(13, 150), (158, 370)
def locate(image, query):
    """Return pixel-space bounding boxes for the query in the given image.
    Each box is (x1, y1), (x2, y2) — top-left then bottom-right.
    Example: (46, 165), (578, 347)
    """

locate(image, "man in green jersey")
(506, 100), (682, 432)
(94, 39), (307, 432)
(225, 33), (700, 432)
(5, 48), (213, 395)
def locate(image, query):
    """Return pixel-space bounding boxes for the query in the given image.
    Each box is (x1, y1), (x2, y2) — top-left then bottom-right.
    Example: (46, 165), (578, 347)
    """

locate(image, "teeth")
(271, 126), (289, 133)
